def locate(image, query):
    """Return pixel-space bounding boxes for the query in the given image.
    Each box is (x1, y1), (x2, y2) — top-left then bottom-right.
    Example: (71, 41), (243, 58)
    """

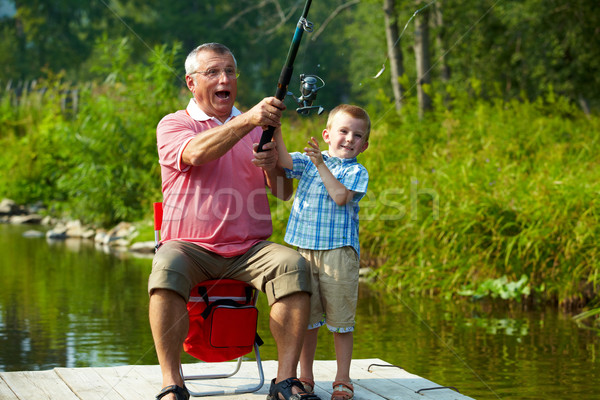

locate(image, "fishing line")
(371, 274), (504, 399)
(360, 3), (508, 397)
(91, 3), (504, 398)
(98, 0), (184, 85)
(358, 2), (508, 397)
(89, 5), (248, 390)
(373, 0), (438, 79)
(369, 0), (505, 128)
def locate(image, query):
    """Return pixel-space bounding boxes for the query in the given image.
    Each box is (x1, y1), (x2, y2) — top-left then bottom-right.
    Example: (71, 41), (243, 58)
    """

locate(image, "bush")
(1, 39), (598, 305)
(0, 38), (183, 225)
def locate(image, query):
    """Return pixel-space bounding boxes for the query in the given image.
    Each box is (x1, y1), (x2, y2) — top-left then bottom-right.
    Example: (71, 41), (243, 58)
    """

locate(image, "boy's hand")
(304, 137), (324, 167)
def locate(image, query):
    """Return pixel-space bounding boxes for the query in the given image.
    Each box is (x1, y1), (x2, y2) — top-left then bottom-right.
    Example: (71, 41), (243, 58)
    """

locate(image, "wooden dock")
(0, 358), (474, 399)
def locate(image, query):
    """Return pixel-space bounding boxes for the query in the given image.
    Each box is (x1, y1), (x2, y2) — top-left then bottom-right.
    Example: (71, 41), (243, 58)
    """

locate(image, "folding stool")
(153, 202), (265, 397)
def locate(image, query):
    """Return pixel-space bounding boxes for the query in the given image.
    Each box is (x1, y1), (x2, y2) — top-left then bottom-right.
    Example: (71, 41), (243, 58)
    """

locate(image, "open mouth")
(215, 90), (230, 99)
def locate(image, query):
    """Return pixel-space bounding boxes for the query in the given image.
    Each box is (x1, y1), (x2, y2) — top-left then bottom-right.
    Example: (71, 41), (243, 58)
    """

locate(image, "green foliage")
(1, 48), (599, 305)
(0, 37), (182, 226)
(0, 71), (72, 202)
(0, 0), (599, 305)
(270, 90), (600, 306)
(0, 0), (114, 81)
(573, 296), (600, 330)
(357, 91), (599, 305)
(54, 38), (182, 225)
(458, 275), (531, 300)
(1, 0), (599, 112)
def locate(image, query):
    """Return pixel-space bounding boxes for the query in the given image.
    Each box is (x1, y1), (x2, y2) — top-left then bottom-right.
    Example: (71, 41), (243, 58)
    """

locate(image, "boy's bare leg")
(149, 289), (188, 400)
(333, 331), (353, 383)
(300, 327), (320, 381)
(270, 292), (311, 386)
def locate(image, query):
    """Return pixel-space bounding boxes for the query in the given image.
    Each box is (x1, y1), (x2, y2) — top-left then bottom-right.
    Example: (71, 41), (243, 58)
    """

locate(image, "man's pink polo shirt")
(156, 98), (272, 257)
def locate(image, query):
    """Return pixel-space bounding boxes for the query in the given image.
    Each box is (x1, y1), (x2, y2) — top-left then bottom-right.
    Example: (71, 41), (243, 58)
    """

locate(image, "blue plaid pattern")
(284, 152), (369, 256)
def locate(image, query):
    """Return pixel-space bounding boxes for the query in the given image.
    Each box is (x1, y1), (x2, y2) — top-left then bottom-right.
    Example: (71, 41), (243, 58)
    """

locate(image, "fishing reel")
(287, 74), (325, 116)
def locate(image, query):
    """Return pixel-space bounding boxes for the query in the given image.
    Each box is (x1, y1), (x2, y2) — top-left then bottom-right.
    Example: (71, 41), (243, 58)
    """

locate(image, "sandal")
(299, 377), (315, 393)
(267, 377), (321, 400)
(331, 381), (354, 400)
(155, 384), (190, 400)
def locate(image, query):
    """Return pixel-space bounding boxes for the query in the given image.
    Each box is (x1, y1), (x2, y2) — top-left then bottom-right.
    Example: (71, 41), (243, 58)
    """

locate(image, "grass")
(274, 95), (600, 308)
(1, 70), (598, 310)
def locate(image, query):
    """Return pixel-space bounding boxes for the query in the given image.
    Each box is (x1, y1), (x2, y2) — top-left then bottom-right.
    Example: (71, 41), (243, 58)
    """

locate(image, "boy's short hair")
(326, 104), (371, 142)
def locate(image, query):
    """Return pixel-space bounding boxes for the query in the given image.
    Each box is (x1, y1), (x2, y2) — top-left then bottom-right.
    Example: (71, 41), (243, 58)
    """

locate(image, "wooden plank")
(346, 358), (428, 400)
(184, 360), (279, 398)
(311, 359), (388, 400)
(92, 364), (160, 400)
(0, 359), (475, 400)
(176, 359), (335, 399)
(0, 376), (20, 400)
(82, 361), (275, 400)
(125, 361), (278, 399)
(54, 367), (126, 400)
(352, 359), (474, 400)
(181, 360), (271, 397)
(0, 370), (80, 400)
(123, 364), (163, 389)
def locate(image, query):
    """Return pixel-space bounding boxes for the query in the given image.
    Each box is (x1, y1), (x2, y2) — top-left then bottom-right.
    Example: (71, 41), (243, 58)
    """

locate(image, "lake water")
(1, 223), (599, 399)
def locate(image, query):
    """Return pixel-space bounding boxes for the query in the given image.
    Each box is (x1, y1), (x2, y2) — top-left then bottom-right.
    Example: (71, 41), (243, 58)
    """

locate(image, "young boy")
(274, 104), (370, 400)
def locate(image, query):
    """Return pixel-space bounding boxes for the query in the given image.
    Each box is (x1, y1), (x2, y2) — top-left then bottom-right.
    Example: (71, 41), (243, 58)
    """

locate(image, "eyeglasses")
(191, 67), (239, 80)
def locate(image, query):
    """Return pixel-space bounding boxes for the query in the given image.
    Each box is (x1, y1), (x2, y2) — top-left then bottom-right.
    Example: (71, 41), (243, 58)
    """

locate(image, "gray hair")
(185, 43), (237, 76)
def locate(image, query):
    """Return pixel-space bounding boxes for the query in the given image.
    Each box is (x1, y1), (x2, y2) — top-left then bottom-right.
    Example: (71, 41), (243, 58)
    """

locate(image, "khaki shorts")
(298, 246), (360, 332)
(148, 240), (311, 306)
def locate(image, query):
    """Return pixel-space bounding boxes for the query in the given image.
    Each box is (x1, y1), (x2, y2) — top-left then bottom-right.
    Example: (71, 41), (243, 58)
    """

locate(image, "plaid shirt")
(284, 151), (369, 257)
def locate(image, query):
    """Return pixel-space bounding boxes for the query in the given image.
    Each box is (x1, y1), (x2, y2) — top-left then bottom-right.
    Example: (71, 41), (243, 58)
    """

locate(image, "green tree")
(3, 0), (114, 80)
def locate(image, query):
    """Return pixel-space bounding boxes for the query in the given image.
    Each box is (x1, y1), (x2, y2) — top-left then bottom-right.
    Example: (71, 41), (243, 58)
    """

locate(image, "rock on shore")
(1, 198), (155, 255)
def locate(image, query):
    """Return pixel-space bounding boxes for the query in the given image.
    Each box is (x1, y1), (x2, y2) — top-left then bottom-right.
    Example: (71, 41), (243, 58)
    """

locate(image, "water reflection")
(1, 224), (155, 371)
(1, 224), (599, 399)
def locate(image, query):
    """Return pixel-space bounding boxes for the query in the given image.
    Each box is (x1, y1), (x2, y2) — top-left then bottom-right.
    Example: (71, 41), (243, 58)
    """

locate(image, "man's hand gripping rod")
(257, 0), (314, 152)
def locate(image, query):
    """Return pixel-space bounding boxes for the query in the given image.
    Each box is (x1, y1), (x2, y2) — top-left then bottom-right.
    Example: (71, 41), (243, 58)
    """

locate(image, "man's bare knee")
(149, 288), (187, 317)
(270, 292), (310, 319)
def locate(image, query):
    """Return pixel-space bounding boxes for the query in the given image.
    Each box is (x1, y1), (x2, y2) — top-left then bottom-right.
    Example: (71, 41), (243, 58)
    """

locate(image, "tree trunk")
(578, 94), (591, 116)
(414, 4), (432, 118)
(433, 1), (450, 82)
(383, 0), (404, 112)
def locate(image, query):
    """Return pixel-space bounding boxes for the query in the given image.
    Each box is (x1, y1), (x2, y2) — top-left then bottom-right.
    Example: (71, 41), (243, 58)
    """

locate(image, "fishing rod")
(257, 0), (325, 152)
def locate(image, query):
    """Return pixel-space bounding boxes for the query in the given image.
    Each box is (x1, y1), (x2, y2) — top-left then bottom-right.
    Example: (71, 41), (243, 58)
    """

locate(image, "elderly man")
(148, 42), (321, 400)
